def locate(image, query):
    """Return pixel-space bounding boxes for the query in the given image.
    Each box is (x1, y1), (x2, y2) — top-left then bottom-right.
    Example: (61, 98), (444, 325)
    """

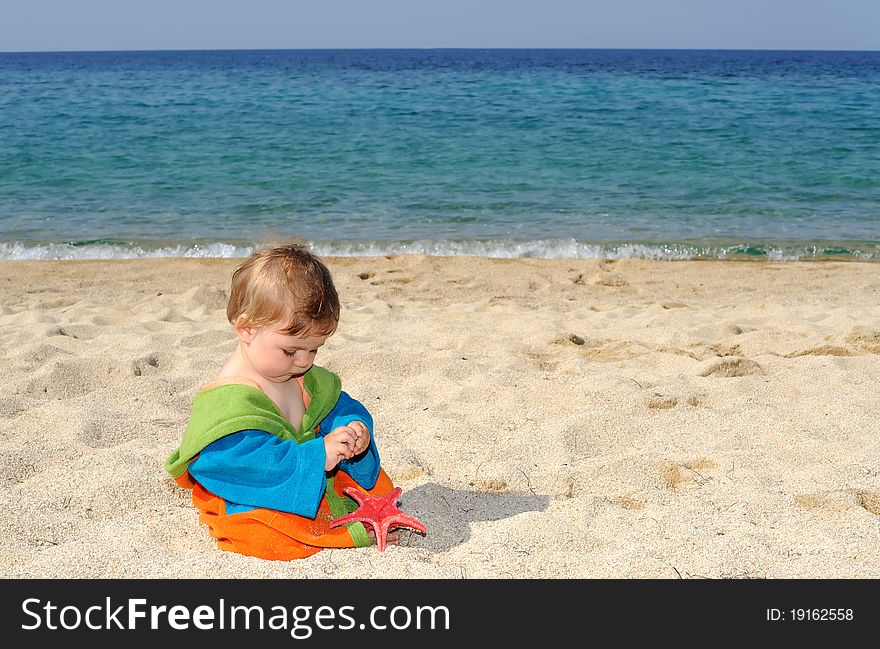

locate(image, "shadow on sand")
(395, 482), (551, 552)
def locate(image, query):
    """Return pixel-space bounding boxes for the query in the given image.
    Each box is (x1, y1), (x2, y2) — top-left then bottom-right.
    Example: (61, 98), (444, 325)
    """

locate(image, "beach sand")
(1, 256), (878, 578)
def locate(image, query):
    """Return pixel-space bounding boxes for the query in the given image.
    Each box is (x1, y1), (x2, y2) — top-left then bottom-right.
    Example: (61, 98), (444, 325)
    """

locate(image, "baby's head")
(227, 242), (340, 381)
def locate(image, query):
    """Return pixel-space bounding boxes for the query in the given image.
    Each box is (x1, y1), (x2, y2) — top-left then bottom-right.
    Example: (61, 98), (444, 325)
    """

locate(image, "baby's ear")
(234, 316), (256, 343)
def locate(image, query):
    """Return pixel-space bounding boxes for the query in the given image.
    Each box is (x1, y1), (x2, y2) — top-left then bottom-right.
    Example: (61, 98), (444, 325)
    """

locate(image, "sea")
(0, 49), (878, 261)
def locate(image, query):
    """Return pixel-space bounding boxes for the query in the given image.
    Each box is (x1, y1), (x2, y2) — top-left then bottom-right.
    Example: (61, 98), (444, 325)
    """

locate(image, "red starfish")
(329, 487), (426, 552)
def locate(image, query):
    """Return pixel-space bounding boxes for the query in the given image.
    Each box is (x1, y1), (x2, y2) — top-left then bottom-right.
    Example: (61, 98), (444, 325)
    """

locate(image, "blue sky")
(1, 0), (877, 52)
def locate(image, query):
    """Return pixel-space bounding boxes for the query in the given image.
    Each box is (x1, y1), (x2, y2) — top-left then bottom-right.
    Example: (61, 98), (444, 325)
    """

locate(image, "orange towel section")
(178, 468), (395, 560)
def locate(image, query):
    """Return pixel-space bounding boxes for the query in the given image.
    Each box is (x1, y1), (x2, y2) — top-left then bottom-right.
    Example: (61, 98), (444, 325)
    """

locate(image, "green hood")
(164, 364), (341, 478)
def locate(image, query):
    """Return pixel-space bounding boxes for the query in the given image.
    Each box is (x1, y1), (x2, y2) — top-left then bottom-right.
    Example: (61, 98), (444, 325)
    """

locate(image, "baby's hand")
(323, 427), (357, 471)
(347, 420), (371, 455)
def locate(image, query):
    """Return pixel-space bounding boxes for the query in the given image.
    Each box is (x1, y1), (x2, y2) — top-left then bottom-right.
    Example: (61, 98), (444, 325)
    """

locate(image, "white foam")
(0, 239), (875, 261)
(0, 241), (254, 260)
(311, 239), (706, 259)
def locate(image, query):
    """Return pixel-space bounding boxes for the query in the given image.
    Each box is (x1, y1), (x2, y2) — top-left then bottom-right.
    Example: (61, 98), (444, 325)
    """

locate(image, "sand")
(0, 256), (878, 578)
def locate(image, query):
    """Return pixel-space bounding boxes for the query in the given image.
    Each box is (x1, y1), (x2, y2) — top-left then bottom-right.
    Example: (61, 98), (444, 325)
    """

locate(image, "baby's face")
(243, 323), (329, 383)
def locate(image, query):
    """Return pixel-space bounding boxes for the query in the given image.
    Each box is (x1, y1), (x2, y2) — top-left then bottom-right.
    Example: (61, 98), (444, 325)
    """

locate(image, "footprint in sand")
(26, 360), (97, 399)
(47, 324), (103, 341)
(395, 464), (431, 481)
(609, 494), (646, 510)
(178, 329), (233, 348)
(785, 345), (855, 358)
(659, 458), (716, 491)
(524, 350), (557, 372)
(132, 354), (161, 376)
(647, 395), (678, 410)
(157, 309), (194, 323)
(709, 342), (743, 357)
(594, 275), (628, 287)
(549, 334), (586, 347)
(641, 388), (702, 408)
(35, 297), (78, 310)
(795, 489), (880, 516)
(369, 275), (411, 286)
(0, 397), (26, 418)
(0, 449), (41, 483)
(844, 327), (880, 354)
(471, 479), (510, 493)
(384, 441), (432, 482)
(78, 417), (138, 449)
(46, 326), (78, 339)
(16, 343), (72, 368)
(851, 489), (880, 515)
(569, 265), (627, 287)
(699, 357), (762, 377)
(180, 286), (228, 312)
(362, 268), (413, 285)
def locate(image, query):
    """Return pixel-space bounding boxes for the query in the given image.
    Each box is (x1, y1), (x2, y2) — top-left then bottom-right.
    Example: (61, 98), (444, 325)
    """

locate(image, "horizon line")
(2, 46), (879, 55)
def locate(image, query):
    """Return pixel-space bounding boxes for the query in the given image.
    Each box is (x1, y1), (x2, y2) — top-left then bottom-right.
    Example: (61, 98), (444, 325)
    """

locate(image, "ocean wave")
(0, 239), (876, 261)
(313, 239), (879, 261)
(0, 241), (253, 260)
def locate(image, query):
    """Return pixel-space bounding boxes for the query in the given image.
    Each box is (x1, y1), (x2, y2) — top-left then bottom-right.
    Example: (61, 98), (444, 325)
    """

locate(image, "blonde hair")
(226, 242), (340, 336)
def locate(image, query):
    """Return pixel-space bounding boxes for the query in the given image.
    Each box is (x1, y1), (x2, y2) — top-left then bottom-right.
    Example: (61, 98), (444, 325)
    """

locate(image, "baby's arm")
(189, 430), (333, 518)
(318, 391), (381, 489)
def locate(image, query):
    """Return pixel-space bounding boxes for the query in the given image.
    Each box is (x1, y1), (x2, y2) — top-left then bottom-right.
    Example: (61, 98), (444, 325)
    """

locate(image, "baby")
(165, 242), (396, 559)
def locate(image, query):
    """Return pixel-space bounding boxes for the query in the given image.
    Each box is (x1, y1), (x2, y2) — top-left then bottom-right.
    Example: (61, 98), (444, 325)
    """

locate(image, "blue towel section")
(189, 391), (380, 516)
(189, 430), (327, 517)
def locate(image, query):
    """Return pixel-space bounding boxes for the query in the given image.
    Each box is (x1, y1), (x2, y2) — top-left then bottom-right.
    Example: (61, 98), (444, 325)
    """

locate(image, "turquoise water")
(0, 49), (878, 260)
